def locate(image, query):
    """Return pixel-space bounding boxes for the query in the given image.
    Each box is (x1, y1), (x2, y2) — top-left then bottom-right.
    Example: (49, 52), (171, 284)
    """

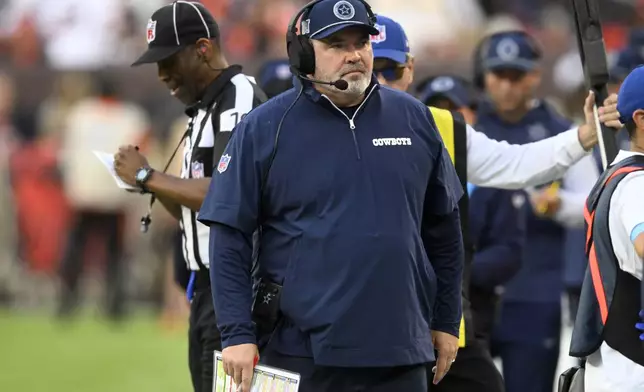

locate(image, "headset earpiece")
(286, 0), (377, 77)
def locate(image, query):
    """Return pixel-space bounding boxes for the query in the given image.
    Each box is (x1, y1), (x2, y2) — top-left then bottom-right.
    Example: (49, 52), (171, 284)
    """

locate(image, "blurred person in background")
(418, 74), (530, 392)
(371, 14), (615, 392)
(37, 72), (95, 142)
(470, 30), (599, 392)
(416, 75), (479, 124)
(250, 0), (301, 57)
(257, 58), (293, 98)
(0, 72), (18, 305)
(115, 3), (266, 391)
(57, 72), (151, 321)
(0, 0), (133, 70)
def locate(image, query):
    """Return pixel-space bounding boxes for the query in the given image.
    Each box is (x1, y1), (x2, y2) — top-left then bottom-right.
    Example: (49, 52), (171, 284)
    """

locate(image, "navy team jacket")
(475, 100), (572, 307)
(198, 77), (464, 367)
(467, 184), (527, 342)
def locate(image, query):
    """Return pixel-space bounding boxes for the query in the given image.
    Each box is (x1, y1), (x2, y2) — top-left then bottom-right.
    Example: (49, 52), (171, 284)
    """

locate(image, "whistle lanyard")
(140, 104), (216, 233)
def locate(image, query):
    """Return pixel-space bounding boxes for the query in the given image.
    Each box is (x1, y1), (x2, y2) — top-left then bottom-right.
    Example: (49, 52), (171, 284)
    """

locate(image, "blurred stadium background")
(0, 0), (643, 391)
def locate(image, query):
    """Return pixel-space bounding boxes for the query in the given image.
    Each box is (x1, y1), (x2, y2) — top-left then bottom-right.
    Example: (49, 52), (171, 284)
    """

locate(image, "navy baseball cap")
(132, 1), (220, 66)
(481, 32), (541, 72)
(258, 59), (294, 98)
(371, 15), (410, 64)
(617, 65), (644, 124)
(301, 0), (378, 40)
(258, 59), (292, 86)
(418, 75), (476, 108)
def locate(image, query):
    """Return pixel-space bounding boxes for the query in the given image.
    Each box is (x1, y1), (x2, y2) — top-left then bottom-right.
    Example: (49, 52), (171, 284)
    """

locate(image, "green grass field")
(0, 310), (190, 392)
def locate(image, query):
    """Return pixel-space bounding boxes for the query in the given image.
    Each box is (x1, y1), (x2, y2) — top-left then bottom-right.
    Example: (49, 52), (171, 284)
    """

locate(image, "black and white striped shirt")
(180, 65), (266, 270)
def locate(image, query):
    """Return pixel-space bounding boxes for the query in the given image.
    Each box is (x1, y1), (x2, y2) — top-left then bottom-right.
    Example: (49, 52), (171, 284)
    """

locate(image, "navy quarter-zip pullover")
(198, 77), (464, 367)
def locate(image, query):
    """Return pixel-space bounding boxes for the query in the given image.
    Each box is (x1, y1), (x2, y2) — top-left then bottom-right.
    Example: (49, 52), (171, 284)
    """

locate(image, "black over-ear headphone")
(286, 0), (377, 76)
(472, 30), (543, 89)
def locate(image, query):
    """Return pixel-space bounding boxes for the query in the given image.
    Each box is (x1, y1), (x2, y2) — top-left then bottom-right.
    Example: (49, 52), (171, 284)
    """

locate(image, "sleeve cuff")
(430, 320), (461, 338)
(630, 222), (644, 243)
(563, 127), (590, 159)
(221, 328), (257, 349)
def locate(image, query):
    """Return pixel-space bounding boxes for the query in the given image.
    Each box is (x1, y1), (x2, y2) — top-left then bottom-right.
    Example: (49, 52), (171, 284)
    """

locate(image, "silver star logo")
(333, 1), (355, 20)
(262, 293), (274, 304)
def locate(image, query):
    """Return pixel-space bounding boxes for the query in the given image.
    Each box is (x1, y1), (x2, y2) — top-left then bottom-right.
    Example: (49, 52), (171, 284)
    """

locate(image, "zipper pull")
(349, 118), (356, 129)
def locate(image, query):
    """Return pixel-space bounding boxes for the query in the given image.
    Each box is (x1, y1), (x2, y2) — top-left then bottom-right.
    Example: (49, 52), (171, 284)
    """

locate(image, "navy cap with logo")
(481, 32), (541, 72)
(258, 59), (294, 98)
(301, 0), (378, 40)
(258, 59), (292, 86)
(417, 75), (477, 108)
(371, 15), (410, 64)
(132, 1), (220, 66)
(617, 65), (644, 124)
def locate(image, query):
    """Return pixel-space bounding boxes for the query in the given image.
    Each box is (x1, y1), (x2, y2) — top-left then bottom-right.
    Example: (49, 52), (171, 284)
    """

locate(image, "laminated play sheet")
(213, 351), (300, 392)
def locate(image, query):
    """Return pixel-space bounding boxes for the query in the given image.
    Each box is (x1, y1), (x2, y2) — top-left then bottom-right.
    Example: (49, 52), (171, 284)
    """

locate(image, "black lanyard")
(140, 104), (216, 233)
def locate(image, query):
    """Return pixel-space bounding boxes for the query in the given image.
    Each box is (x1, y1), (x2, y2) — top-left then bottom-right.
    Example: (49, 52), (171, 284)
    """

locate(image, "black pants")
(428, 340), (504, 392)
(262, 350), (427, 392)
(58, 210), (124, 319)
(189, 288), (222, 392)
(492, 340), (559, 392)
(491, 302), (561, 392)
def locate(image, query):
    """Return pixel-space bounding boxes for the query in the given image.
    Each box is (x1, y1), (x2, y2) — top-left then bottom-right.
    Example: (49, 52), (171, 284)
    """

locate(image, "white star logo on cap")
(333, 1), (355, 20)
(496, 38), (519, 61)
(430, 77), (455, 92)
(276, 64), (291, 80)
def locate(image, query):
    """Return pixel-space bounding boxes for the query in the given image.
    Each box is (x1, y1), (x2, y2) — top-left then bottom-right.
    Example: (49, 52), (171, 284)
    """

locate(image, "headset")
(472, 30), (543, 89)
(257, 0), (377, 233)
(285, 0), (377, 90)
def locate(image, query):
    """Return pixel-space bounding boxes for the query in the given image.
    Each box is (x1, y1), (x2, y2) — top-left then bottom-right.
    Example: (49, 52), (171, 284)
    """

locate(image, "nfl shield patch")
(146, 20), (157, 43)
(370, 24), (387, 44)
(217, 154), (231, 174)
(191, 161), (205, 178)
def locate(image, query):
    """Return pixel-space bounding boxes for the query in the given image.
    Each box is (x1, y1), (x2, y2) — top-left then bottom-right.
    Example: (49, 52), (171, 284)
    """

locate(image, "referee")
(113, 2), (265, 391)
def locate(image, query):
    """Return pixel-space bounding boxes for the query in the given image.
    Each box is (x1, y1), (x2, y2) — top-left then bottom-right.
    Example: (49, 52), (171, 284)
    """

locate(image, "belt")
(186, 269), (210, 301)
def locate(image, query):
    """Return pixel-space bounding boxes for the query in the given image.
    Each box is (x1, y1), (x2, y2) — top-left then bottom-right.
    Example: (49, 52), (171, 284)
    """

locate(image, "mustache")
(340, 65), (366, 76)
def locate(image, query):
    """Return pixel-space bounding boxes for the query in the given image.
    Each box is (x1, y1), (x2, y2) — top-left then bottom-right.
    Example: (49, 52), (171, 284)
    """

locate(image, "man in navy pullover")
(471, 31), (599, 392)
(198, 0), (463, 391)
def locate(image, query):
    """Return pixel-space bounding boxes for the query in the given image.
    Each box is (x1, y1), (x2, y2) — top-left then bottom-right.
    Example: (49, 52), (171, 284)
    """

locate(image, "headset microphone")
(297, 75), (348, 90)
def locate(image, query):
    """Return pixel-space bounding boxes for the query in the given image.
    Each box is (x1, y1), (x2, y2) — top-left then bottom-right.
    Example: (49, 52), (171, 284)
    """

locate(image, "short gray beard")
(343, 74), (370, 96)
(315, 67), (370, 97)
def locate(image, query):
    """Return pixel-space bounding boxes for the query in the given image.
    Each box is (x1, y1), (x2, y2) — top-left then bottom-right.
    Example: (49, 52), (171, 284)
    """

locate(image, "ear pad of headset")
(287, 32), (303, 70)
(297, 36), (316, 75)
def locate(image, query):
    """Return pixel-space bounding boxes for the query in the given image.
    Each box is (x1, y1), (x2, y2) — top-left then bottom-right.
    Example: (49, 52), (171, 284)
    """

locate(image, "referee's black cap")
(131, 1), (220, 66)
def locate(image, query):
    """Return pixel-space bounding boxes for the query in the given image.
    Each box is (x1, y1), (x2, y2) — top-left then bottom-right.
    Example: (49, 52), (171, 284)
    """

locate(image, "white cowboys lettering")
(372, 138), (412, 146)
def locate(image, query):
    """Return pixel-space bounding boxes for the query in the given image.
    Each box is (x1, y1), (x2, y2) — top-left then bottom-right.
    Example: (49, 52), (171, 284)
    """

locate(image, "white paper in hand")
(92, 150), (137, 190)
(213, 351), (300, 392)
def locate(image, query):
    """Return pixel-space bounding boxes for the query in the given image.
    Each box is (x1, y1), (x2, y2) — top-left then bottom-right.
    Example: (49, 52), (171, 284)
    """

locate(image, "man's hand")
(530, 190), (561, 218)
(578, 92), (621, 150)
(431, 330), (458, 385)
(598, 93), (622, 129)
(114, 145), (150, 186)
(222, 343), (258, 392)
(530, 182), (561, 218)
